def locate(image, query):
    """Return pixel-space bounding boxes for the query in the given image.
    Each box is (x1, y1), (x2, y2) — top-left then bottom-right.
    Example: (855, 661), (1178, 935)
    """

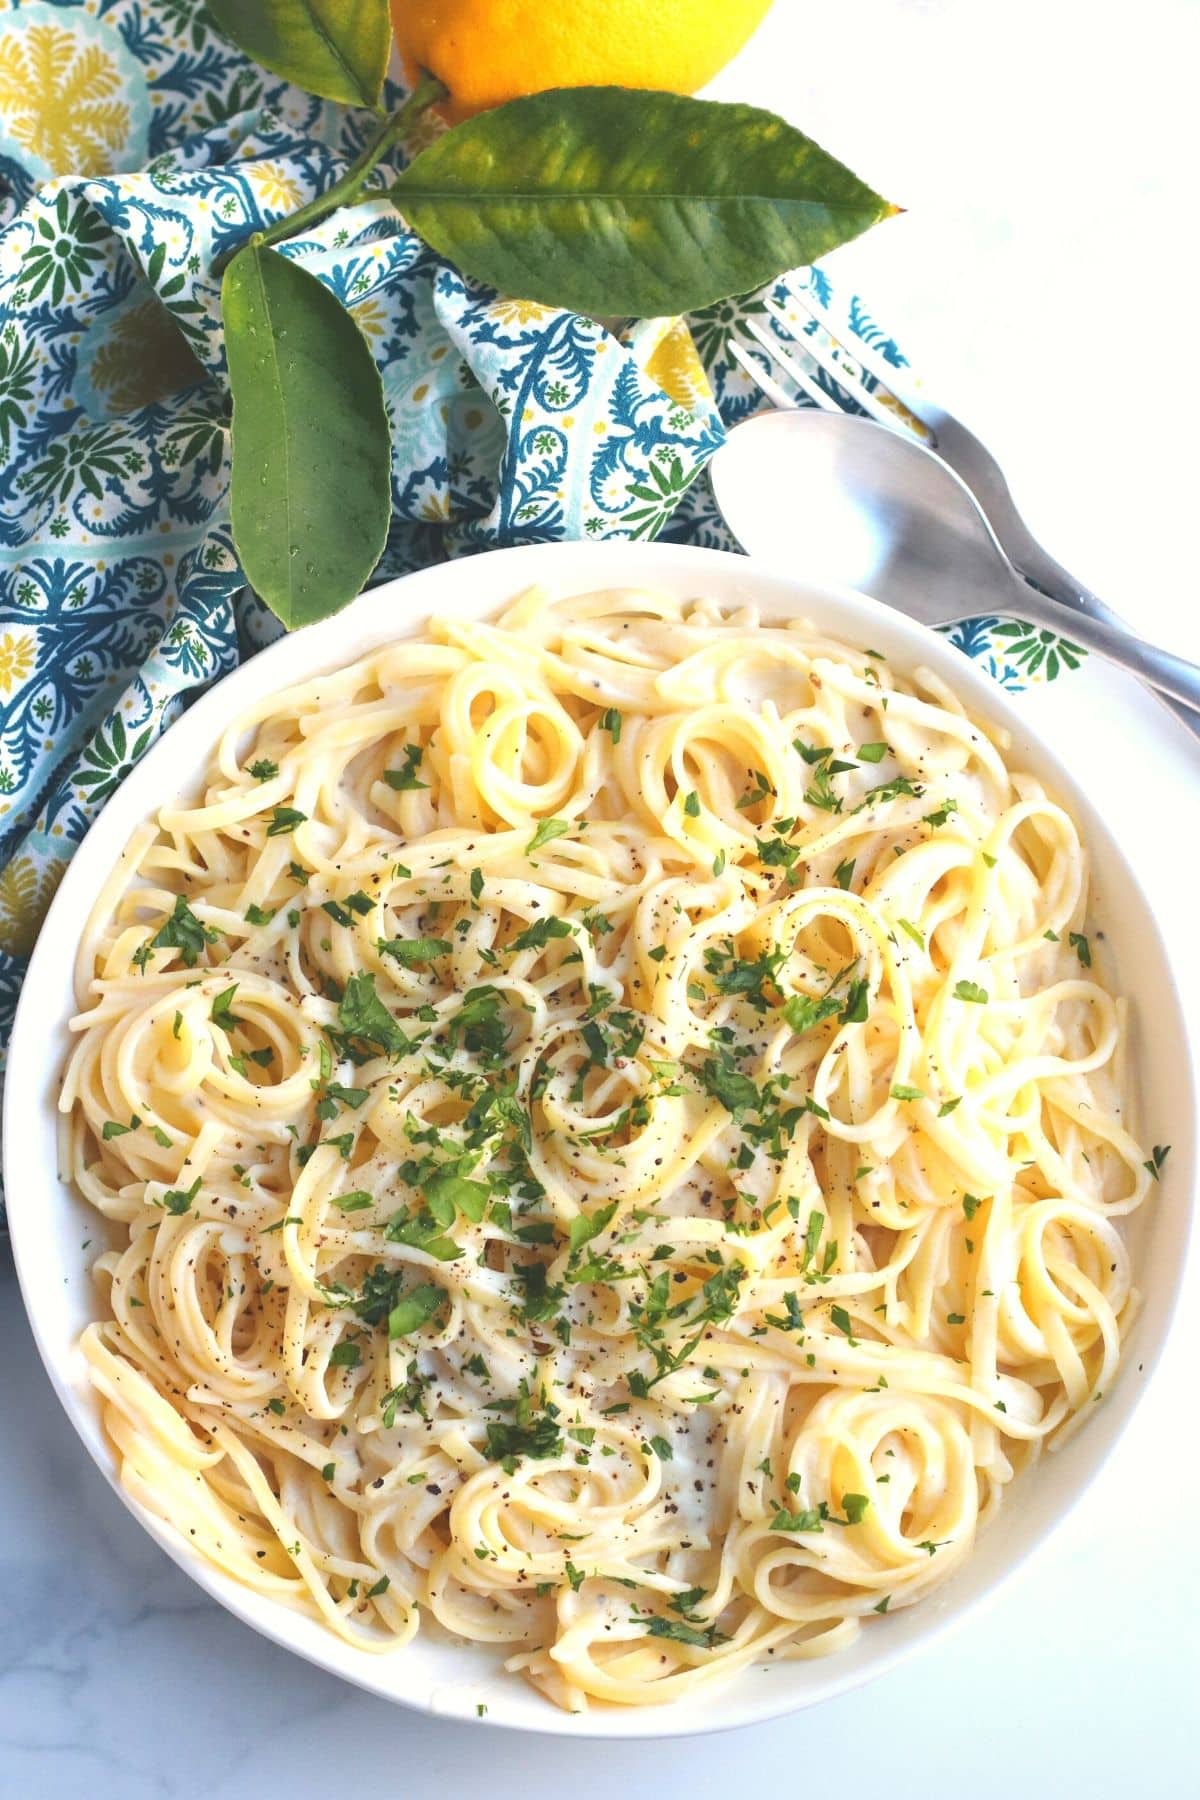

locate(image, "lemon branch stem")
(253, 73), (448, 254)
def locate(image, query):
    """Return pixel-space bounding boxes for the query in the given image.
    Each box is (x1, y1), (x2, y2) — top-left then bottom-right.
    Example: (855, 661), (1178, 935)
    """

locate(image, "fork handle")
(1003, 574), (1200, 714)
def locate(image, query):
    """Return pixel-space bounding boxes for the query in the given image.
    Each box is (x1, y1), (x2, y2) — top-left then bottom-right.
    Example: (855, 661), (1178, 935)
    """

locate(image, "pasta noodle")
(62, 585), (1153, 1712)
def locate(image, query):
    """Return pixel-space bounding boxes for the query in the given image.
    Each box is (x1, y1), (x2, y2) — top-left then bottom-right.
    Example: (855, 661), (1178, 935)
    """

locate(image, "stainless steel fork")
(728, 286), (1200, 742)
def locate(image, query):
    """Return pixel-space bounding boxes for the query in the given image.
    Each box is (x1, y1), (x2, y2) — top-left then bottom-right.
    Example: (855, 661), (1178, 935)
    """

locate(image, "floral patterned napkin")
(0, 0), (933, 1169)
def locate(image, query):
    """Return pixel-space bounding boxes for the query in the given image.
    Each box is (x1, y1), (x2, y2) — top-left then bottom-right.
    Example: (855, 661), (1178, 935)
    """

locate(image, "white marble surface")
(4, 2), (1199, 1793)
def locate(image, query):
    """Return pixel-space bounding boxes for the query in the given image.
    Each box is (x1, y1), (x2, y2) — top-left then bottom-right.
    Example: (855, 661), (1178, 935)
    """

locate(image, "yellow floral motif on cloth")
(350, 296), (389, 341)
(87, 298), (206, 415)
(254, 160), (305, 213)
(0, 19), (129, 176)
(490, 298), (552, 328)
(639, 317), (715, 410)
(0, 630), (36, 697)
(0, 853), (64, 957)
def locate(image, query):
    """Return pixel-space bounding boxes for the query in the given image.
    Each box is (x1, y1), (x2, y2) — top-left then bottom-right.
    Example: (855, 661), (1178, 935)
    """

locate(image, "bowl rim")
(6, 538), (1196, 1738)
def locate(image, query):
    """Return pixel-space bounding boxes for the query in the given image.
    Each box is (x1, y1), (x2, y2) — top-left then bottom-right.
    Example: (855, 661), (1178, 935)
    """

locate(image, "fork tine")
(768, 289), (935, 434)
(742, 318), (847, 413)
(759, 299), (918, 436)
(728, 340), (803, 412)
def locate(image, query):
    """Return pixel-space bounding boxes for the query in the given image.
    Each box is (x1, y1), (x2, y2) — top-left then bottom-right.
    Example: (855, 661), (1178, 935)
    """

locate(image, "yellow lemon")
(391, 0), (774, 120)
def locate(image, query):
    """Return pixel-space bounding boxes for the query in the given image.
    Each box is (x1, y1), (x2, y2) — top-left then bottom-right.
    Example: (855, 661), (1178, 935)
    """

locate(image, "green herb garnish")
(526, 817), (570, 855)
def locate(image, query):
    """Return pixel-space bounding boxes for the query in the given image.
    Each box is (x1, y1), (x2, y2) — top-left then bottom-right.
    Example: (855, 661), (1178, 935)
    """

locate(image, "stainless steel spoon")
(709, 409), (1200, 720)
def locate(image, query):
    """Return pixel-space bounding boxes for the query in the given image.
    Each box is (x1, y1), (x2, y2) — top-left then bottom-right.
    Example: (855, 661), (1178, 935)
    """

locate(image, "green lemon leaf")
(391, 87), (896, 317)
(207, 0), (391, 108)
(223, 243), (391, 629)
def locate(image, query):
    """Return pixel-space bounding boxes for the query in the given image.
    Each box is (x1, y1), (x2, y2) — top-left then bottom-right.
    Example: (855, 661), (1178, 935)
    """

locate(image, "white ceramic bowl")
(6, 540), (1194, 1737)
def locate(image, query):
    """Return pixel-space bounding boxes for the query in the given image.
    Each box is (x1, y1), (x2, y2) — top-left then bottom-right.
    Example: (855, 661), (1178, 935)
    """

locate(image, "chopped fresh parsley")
(378, 936), (451, 965)
(1143, 1144), (1170, 1181)
(704, 941), (783, 1014)
(737, 770), (774, 810)
(211, 984), (239, 1030)
(248, 758), (278, 781)
(484, 1384), (563, 1467)
(333, 1191), (373, 1213)
(755, 831), (800, 878)
(698, 1057), (760, 1117)
(356, 1274), (446, 1346)
(568, 1200), (618, 1256)
(149, 895), (218, 968)
(425, 1167), (489, 1225)
(799, 744), (855, 814)
(782, 990), (841, 1035)
(385, 1209), (461, 1263)
(512, 915), (573, 953)
(527, 817), (571, 855)
(383, 744), (428, 791)
(322, 1082), (369, 1112)
(266, 806), (306, 837)
(642, 1614), (727, 1649)
(801, 1210), (824, 1270)
(839, 978), (869, 1024)
(953, 979), (988, 1004)
(771, 1506), (824, 1533)
(161, 1176), (201, 1215)
(446, 985), (508, 1061)
(852, 775), (923, 813)
(336, 972), (411, 1056)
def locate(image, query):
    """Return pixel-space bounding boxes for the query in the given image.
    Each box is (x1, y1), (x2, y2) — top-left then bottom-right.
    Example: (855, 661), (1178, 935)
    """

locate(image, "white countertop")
(3, 2), (1198, 1792)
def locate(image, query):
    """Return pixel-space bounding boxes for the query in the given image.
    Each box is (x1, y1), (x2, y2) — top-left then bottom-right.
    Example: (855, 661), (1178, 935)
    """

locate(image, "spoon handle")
(1012, 558), (1200, 745)
(1002, 577), (1200, 715)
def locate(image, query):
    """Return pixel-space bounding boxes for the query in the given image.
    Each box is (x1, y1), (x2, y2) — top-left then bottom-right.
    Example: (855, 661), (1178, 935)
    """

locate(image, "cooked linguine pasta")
(63, 585), (1152, 1711)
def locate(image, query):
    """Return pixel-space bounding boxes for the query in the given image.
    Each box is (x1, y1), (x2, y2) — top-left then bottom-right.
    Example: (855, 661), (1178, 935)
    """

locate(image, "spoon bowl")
(709, 408), (1021, 627)
(708, 409), (1200, 713)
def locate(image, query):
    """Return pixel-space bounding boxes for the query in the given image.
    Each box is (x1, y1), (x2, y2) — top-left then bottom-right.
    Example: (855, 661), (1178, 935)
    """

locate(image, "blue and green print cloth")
(0, 0), (1055, 1161)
